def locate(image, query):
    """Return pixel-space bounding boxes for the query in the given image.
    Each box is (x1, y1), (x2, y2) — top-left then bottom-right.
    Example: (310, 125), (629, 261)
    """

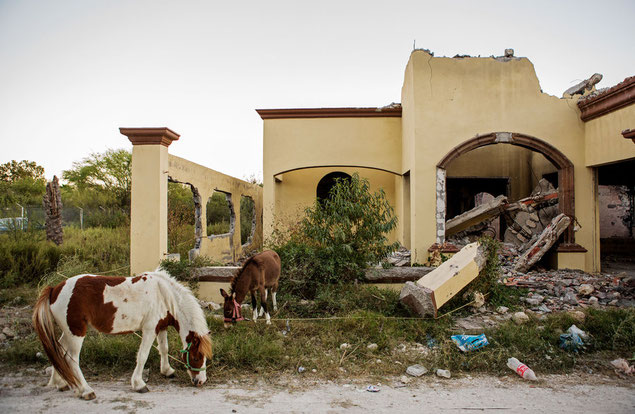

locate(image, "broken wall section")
(168, 154), (263, 264)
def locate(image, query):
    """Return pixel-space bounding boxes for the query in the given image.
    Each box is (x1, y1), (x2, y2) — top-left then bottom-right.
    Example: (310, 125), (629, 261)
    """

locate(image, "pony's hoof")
(136, 386), (149, 393)
(58, 385), (70, 392)
(164, 372), (175, 378)
(82, 392), (96, 400)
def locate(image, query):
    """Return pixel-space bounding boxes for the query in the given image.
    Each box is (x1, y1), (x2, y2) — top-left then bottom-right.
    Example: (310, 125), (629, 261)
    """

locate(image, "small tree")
(301, 173), (399, 272)
(0, 160), (46, 207)
(273, 173), (399, 297)
(62, 149), (131, 208)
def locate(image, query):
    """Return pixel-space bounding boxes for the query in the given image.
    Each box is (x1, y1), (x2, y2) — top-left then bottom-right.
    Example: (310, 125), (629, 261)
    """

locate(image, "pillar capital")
(120, 127), (180, 147)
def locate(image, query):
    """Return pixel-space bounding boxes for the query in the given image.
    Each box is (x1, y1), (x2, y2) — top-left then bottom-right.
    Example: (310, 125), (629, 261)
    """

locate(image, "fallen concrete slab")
(446, 195), (507, 236)
(514, 213), (571, 273)
(365, 266), (435, 283)
(400, 242), (488, 317)
(193, 266), (239, 281)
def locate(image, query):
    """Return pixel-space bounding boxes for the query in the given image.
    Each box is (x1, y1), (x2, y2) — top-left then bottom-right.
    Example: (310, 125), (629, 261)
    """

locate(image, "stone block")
(400, 242), (487, 317)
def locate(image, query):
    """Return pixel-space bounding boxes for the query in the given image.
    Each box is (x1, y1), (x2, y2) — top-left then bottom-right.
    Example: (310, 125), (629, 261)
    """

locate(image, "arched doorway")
(436, 132), (582, 250)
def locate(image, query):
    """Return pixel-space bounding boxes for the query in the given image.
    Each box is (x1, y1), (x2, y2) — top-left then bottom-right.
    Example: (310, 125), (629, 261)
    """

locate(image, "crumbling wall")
(168, 155), (263, 263)
(599, 185), (633, 238)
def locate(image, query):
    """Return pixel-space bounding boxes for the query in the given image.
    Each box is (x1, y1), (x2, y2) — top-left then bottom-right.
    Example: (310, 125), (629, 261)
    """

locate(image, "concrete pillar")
(120, 127), (180, 275)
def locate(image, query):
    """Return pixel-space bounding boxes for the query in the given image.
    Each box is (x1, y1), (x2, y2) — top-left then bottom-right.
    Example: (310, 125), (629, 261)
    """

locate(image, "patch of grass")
(277, 285), (411, 318)
(2, 285), (632, 383)
(0, 227), (129, 288)
(0, 285), (38, 306)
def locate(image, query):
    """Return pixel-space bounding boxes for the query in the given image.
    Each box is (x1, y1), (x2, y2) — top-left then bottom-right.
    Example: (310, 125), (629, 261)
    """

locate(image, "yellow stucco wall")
(263, 117), (402, 239)
(168, 155), (263, 263)
(402, 50), (594, 271)
(584, 104), (635, 167)
(270, 166), (400, 244)
(259, 51), (630, 273)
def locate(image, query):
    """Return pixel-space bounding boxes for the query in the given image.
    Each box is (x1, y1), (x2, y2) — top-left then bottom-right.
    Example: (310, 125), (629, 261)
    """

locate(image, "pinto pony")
(32, 271), (212, 400)
(220, 250), (281, 326)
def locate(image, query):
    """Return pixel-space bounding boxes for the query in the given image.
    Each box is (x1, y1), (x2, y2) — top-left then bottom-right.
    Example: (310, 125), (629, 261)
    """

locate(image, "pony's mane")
(229, 256), (259, 294)
(151, 270), (208, 335)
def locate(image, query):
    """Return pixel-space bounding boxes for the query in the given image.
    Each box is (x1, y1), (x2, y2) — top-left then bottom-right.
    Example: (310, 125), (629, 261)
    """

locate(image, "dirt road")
(1, 370), (633, 413)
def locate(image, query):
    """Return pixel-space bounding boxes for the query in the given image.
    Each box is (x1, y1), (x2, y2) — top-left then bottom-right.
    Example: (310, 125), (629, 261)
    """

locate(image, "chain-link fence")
(0, 205), (130, 231)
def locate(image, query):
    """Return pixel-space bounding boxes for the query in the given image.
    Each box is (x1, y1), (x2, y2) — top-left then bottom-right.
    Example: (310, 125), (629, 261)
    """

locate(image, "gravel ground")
(1, 369), (633, 414)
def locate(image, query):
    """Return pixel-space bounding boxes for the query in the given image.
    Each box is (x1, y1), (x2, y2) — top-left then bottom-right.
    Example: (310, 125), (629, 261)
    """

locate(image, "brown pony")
(220, 250), (281, 326)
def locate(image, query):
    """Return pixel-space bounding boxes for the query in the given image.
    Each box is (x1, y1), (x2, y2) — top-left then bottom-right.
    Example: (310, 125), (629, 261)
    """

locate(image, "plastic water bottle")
(507, 357), (537, 381)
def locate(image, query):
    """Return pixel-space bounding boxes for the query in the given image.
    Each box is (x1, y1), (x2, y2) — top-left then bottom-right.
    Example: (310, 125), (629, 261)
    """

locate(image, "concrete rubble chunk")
(563, 73), (603, 97)
(386, 247), (411, 267)
(578, 284), (594, 296)
(446, 195), (507, 236)
(512, 311), (530, 325)
(514, 213), (571, 273)
(400, 242), (488, 317)
(406, 364), (428, 377)
(496, 306), (509, 314)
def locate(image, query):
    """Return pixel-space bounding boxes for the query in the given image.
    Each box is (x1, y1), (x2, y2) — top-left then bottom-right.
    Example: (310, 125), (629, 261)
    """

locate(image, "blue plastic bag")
(451, 334), (489, 352)
(559, 325), (588, 352)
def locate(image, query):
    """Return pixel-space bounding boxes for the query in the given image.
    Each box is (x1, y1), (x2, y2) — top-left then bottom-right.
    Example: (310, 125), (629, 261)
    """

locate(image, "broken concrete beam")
(399, 242), (488, 317)
(192, 266), (240, 282)
(514, 213), (571, 273)
(446, 195), (507, 236)
(365, 266), (435, 283)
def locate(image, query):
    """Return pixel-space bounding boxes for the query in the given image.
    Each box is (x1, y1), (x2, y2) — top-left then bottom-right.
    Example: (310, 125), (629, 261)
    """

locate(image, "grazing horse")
(220, 250), (281, 326)
(32, 271), (212, 400)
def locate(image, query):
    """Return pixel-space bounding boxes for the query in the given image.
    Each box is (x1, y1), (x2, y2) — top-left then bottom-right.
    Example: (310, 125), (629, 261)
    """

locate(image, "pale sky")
(1, 0), (633, 181)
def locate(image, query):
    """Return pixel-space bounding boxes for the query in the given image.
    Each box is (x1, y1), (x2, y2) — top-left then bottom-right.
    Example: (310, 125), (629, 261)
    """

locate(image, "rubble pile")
(500, 261), (635, 312)
(385, 247), (411, 267)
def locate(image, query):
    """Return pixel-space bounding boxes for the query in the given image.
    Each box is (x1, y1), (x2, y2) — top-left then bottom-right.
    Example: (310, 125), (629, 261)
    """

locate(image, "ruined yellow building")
(259, 49), (635, 273)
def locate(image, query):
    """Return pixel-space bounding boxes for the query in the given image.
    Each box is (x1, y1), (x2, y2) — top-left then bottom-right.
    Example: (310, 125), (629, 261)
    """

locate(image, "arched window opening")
(316, 172), (351, 202)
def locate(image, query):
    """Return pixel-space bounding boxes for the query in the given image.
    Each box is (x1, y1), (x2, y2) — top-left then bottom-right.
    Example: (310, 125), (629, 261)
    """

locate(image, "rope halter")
(179, 342), (206, 372)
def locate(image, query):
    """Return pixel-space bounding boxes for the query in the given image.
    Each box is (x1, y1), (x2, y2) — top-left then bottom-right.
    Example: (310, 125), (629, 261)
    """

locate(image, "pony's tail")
(32, 287), (78, 388)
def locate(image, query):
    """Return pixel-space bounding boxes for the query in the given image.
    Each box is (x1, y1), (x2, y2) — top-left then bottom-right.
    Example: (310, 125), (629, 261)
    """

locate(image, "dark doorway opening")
(597, 159), (635, 277)
(317, 172), (351, 202)
(446, 177), (510, 220)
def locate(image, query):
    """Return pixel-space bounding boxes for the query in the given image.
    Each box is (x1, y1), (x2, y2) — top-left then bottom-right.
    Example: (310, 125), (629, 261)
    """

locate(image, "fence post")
(17, 203), (24, 231)
(120, 128), (179, 275)
(78, 207), (83, 230)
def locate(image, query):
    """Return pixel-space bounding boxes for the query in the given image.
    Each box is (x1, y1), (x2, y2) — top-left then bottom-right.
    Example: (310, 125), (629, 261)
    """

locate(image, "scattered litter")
(451, 334), (489, 352)
(366, 385), (380, 392)
(436, 369), (451, 378)
(400, 375), (412, 384)
(610, 359), (634, 376)
(367, 343), (378, 351)
(281, 319), (291, 336)
(297, 366), (305, 373)
(507, 357), (537, 381)
(406, 364), (428, 377)
(311, 368), (317, 373)
(559, 325), (588, 352)
(340, 343), (351, 350)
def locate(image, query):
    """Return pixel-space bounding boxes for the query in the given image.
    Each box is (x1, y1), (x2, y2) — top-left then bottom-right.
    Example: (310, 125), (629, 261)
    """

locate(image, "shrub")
(0, 227), (129, 287)
(271, 173), (399, 298)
